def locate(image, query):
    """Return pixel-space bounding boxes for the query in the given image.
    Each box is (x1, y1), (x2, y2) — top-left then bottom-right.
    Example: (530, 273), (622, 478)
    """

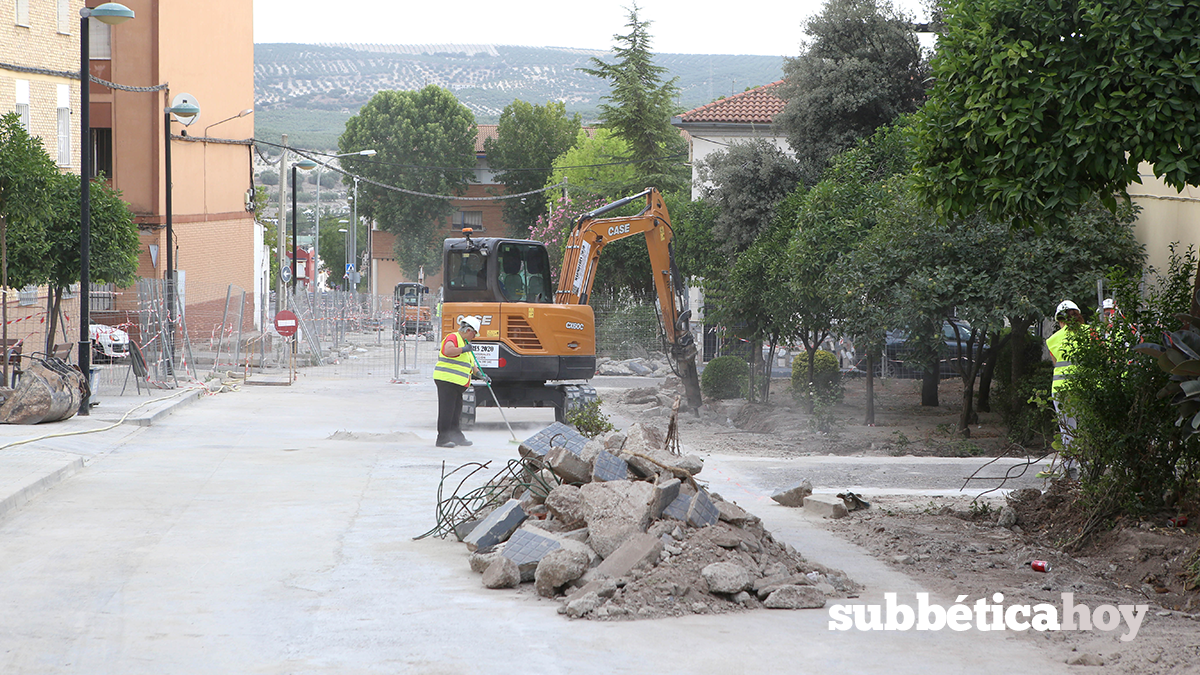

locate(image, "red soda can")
(1168, 515), (1188, 528)
(1031, 560), (1050, 573)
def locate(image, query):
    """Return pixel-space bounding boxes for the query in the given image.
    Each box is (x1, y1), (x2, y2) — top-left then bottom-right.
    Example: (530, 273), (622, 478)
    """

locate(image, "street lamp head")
(358, 149), (377, 156)
(237, 108), (254, 118)
(338, 228), (348, 233)
(167, 93), (201, 127)
(295, 159), (318, 171)
(84, 2), (135, 24)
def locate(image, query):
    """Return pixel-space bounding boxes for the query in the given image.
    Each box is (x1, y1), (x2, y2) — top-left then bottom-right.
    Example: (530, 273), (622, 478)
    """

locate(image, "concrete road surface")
(0, 376), (1074, 674)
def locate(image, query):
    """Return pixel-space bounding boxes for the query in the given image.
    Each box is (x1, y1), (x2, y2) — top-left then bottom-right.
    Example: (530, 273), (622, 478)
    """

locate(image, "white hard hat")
(1102, 298), (1115, 310)
(460, 315), (482, 332)
(1055, 300), (1080, 317)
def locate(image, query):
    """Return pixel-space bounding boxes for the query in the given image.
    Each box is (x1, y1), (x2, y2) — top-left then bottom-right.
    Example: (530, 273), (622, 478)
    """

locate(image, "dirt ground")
(603, 374), (1200, 673)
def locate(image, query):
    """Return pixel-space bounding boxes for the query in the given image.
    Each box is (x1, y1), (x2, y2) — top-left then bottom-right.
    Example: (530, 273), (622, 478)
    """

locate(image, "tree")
(581, 2), (689, 194)
(484, 100), (581, 237)
(545, 128), (637, 202)
(338, 86), (476, 277)
(0, 113), (55, 288)
(39, 172), (139, 353)
(912, 0), (1200, 228)
(775, 0), (928, 182)
(695, 140), (805, 252)
(705, 217), (800, 403)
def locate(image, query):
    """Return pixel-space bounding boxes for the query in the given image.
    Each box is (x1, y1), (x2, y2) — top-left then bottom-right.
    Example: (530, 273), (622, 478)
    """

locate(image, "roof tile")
(676, 81), (787, 125)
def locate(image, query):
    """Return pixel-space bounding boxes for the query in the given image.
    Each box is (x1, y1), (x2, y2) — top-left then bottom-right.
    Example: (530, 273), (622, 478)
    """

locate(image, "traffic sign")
(280, 265), (292, 283)
(274, 310), (299, 337)
(345, 263), (355, 278)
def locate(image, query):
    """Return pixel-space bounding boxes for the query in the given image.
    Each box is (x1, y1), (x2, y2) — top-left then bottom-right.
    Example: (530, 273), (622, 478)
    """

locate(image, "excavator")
(440, 187), (703, 427)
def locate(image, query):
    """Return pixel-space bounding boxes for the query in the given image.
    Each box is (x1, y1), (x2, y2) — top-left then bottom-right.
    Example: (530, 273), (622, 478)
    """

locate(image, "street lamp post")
(201, 108), (252, 213)
(163, 95), (200, 367)
(79, 2), (134, 415)
(337, 224), (348, 344)
(290, 160), (317, 302)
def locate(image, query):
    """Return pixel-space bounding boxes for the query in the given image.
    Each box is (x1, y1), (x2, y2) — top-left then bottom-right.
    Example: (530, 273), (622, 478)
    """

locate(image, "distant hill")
(254, 43), (785, 150)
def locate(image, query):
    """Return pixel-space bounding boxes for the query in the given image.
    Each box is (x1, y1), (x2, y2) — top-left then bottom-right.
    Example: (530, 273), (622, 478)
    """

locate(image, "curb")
(0, 454), (86, 521)
(120, 388), (205, 427)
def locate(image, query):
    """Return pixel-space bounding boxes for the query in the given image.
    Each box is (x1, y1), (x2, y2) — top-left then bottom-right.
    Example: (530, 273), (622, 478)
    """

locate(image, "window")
(452, 210), (483, 231)
(57, 0), (70, 33)
(92, 127), (113, 178)
(16, 0), (29, 26)
(15, 80), (29, 132)
(89, 18), (111, 59)
(90, 283), (115, 312)
(497, 242), (553, 303)
(446, 251), (488, 291)
(18, 286), (38, 307)
(56, 85), (71, 166)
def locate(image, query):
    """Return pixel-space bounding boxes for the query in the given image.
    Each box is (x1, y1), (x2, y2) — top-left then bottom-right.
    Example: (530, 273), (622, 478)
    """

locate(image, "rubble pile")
(596, 357), (672, 377)
(450, 421), (859, 620)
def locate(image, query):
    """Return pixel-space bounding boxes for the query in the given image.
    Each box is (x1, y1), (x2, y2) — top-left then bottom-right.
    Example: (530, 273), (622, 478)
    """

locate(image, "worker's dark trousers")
(435, 379), (466, 444)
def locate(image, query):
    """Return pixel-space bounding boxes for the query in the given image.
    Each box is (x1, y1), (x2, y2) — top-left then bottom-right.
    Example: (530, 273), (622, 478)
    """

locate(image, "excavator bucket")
(0, 357), (88, 424)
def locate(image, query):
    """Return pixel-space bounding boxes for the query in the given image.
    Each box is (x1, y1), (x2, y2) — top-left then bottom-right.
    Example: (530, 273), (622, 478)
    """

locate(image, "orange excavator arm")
(556, 188), (703, 411)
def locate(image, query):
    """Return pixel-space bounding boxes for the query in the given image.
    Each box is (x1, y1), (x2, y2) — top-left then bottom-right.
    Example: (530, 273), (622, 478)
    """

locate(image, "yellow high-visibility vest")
(433, 332), (474, 386)
(1045, 327), (1076, 394)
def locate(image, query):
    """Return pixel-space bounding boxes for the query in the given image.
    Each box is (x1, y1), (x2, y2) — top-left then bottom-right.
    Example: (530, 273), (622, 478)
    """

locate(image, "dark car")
(858, 319), (986, 379)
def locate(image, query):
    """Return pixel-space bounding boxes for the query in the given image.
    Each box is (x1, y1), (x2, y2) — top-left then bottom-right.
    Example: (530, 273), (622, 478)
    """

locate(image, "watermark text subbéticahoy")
(828, 593), (1148, 642)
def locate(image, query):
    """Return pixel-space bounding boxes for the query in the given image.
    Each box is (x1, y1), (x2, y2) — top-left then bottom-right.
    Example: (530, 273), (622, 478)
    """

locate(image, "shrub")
(567, 400), (615, 438)
(701, 355), (748, 399)
(1065, 246), (1199, 512)
(791, 349), (841, 401)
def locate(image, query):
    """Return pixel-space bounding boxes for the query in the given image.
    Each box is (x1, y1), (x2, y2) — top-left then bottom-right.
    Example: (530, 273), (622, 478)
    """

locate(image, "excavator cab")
(443, 238), (554, 305)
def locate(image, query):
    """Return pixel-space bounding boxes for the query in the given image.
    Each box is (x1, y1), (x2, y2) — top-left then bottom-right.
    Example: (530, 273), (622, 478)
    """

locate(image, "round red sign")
(274, 310), (299, 337)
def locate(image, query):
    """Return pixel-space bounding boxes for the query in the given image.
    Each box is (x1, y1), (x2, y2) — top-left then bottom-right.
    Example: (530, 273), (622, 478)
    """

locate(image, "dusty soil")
(602, 374), (1200, 673)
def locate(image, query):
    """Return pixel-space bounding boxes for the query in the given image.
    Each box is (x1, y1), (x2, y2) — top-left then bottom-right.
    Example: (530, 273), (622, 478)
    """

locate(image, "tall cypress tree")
(581, 3), (688, 194)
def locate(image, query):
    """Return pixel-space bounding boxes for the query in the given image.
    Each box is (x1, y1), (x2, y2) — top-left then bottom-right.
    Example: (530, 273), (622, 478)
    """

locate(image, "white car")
(89, 321), (130, 360)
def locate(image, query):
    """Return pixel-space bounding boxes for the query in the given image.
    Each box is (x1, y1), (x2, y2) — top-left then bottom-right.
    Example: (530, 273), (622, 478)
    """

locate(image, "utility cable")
(0, 385), (203, 451)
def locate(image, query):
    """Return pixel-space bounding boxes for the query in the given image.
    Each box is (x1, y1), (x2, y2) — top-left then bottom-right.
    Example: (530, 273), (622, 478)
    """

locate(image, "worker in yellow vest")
(434, 315), (484, 448)
(1044, 299), (1083, 478)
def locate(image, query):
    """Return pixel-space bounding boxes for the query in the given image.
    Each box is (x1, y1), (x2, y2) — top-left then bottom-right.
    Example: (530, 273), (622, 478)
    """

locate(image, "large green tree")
(0, 113), (55, 291)
(545, 128), (637, 203)
(40, 172), (139, 353)
(484, 100), (581, 237)
(695, 140), (805, 252)
(775, 0), (928, 182)
(338, 86), (476, 277)
(581, 2), (688, 194)
(912, 0), (1200, 227)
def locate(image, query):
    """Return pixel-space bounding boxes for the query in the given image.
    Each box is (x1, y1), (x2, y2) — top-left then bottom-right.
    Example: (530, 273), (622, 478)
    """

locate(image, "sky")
(253, 0), (931, 57)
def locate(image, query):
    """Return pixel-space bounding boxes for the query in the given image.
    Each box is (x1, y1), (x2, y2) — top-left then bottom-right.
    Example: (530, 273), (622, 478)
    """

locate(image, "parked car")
(857, 319), (985, 379)
(89, 321), (130, 361)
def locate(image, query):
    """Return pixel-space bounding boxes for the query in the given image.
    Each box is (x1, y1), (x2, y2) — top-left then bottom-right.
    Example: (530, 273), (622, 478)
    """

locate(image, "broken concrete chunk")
(591, 450), (629, 482)
(546, 446), (593, 485)
(771, 481), (814, 507)
(593, 532), (663, 579)
(469, 548), (502, 574)
(647, 478), (681, 520)
(687, 489), (720, 528)
(482, 556), (521, 589)
(464, 499), (528, 552)
(763, 585), (826, 609)
(701, 561), (752, 594)
(622, 452), (660, 479)
(997, 505), (1018, 529)
(544, 484), (586, 528)
(662, 492), (691, 522)
(565, 591), (601, 618)
(754, 574), (814, 599)
(673, 455), (704, 476)
(602, 430), (626, 450)
(802, 494), (849, 519)
(716, 500), (749, 526)
(519, 422), (589, 459)
(579, 481), (655, 558)
(454, 518), (484, 542)
(535, 548), (591, 597)
(580, 440), (604, 464)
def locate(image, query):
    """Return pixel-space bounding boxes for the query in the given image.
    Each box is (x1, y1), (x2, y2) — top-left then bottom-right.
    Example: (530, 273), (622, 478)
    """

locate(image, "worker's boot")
(435, 437), (457, 448)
